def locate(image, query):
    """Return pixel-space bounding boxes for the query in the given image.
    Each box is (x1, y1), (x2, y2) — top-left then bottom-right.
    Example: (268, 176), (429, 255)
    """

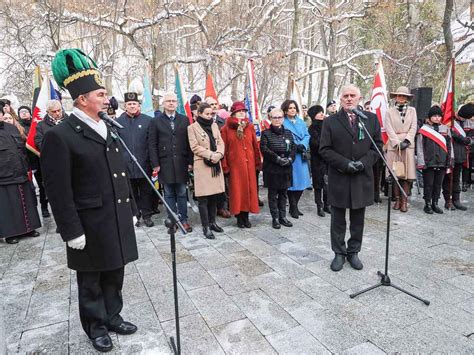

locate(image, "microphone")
(98, 111), (123, 129)
(350, 108), (368, 120)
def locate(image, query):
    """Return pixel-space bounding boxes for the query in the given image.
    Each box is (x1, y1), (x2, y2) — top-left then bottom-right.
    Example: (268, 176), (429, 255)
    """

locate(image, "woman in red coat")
(221, 101), (262, 228)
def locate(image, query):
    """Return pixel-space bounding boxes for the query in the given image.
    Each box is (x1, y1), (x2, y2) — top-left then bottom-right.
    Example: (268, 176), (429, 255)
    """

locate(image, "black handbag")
(301, 149), (311, 161)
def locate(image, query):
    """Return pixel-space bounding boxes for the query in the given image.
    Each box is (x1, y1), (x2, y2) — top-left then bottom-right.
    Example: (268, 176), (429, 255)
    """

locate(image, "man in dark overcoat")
(320, 84), (382, 272)
(116, 92), (155, 227)
(149, 92), (193, 232)
(41, 48), (139, 352)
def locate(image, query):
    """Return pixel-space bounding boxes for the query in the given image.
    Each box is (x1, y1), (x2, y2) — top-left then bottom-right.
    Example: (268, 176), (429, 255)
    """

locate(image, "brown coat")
(188, 122), (225, 197)
(384, 106), (417, 180)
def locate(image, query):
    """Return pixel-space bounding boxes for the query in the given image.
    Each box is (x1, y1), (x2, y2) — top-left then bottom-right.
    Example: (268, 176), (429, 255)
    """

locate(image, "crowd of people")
(1, 86), (473, 245)
(1, 47), (473, 352)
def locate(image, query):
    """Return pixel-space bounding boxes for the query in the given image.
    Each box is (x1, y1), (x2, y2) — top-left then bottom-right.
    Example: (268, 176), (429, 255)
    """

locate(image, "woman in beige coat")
(385, 86), (418, 212)
(188, 103), (225, 239)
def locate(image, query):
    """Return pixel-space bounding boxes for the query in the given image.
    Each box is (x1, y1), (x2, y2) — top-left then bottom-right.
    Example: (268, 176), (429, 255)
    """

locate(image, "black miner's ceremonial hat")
(124, 92), (140, 103)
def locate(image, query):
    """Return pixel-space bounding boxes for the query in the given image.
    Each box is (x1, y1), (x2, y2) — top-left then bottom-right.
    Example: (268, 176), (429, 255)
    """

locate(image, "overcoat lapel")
(68, 115), (106, 145)
(335, 110), (355, 138)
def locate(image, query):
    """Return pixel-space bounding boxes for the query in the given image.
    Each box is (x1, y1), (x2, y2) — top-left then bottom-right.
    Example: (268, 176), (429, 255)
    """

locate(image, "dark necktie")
(348, 112), (356, 127)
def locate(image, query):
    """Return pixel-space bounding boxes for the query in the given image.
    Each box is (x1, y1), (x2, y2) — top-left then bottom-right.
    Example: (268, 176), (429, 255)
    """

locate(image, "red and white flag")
(26, 72), (49, 156)
(441, 58), (455, 126)
(369, 61), (389, 144)
(205, 73), (219, 104)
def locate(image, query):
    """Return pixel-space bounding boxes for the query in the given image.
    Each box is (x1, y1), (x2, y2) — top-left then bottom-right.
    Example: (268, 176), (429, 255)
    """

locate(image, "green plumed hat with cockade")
(51, 48), (105, 100)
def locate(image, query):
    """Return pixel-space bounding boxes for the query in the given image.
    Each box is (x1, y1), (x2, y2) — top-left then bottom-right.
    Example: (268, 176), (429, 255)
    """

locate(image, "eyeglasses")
(271, 116), (284, 119)
(164, 100), (177, 103)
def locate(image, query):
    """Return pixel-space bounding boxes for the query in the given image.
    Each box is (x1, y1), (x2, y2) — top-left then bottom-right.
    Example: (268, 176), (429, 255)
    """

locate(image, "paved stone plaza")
(1, 187), (473, 354)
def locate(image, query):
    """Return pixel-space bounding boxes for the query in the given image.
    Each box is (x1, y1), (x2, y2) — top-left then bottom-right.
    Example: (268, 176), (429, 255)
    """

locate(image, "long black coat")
(34, 115), (61, 152)
(260, 125), (296, 190)
(116, 112), (153, 178)
(309, 120), (328, 189)
(452, 121), (470, 164)
(319, 110), (382, 209)
(148, 112), (192, 184)
(41, 114), (138, 272)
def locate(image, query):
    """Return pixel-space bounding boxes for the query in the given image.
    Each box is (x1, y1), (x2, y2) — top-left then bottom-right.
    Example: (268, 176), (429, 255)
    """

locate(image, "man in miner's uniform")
(41, 49), (139, 352)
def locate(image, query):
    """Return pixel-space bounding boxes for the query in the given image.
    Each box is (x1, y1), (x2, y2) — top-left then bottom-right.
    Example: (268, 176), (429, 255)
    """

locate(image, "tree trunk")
(407, 0), (422, 88)
(286, 0), (299, 98)
(326, 0), (337, 102)
(442, 0), (454, 65)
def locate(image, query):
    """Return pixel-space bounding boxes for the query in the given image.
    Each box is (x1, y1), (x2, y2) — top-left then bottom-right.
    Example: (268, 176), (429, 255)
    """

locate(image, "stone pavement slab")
(1, 187), (473, 353)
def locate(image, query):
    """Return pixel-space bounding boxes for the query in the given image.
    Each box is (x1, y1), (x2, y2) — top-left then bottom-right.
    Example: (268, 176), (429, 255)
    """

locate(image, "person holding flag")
(384, 86), (418, 213)
(441, 104), (472, 211)
(416, 106), (453, 214)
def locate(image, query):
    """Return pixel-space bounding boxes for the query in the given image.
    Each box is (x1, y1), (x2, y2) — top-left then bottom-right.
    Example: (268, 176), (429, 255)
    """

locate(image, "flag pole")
(448, 51), (456, 209)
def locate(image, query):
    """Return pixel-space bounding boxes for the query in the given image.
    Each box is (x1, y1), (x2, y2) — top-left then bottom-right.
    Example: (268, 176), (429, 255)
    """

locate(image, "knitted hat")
(307, 105), (324, 119)
(427, 105), (443, 118)
(458, 103), (474, 119)
(17, 105), (32, 116)
(51, 48), (105, 100)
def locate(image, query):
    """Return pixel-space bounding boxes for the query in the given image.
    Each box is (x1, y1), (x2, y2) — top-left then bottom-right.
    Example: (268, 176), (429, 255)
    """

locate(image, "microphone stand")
(104, 120), (184, 354)
(348, 114), (430, 306)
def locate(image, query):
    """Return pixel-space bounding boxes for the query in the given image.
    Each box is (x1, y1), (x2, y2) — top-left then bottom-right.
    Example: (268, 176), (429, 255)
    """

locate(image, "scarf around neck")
(196, 116), (221, 177)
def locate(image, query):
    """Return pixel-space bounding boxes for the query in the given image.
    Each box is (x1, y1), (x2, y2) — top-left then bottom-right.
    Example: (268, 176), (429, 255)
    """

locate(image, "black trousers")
(76, 267), (124, 339)
(330, 207), (365, 256)
(373, 158), (383, 200)
(34, 167), (48, 208)
(216, 176), (229, 210)
(288, 190), (303, 212)
(422, 168), (445, 202)
(268, 188), (288, 219)
(442, 163), (462, 201)
(314, 187), (328, 208)
(197, 194), (218, 227)
(130, 178), (153, 219)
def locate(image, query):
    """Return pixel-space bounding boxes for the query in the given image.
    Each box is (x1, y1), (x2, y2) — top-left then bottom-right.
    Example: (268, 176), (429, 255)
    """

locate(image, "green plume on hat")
(51, 48), (99, 89)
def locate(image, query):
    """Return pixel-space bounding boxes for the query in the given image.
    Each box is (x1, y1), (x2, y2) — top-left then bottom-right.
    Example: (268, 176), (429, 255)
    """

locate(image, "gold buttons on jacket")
(126, 198), (130, 202)
(121, 172), (126, 176)
(113, 173), (118, 178)
(116, 148), (119, 152)
(107, 147), (110, 151)
(117, 199), (122, 203)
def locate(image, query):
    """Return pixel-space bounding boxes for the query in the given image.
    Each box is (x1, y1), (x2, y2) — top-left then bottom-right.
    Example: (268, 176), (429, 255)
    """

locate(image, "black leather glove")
(275, 156), (288, 166)
(346, 160), (364, 174)
(399, 140), (410, 150)
(346, 161), (359, 174)
(296, 144), (306, 153)
(353, 160), (364, 171)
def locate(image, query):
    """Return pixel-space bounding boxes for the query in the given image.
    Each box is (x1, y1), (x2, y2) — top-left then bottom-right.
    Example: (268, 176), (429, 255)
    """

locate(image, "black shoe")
(272, 218), (281, 229)
(243, 219), (252, 228)
(297, 209), (304, 216)
(109, 321), (137, 335)
(92, 334), (113, 352)
(289, 208), (299, 219)
(424, 202), (433, 214)
(453, 200), (467, 211)
(323, 205), (331, 214)
(374, 196), (382, 203)
(279, 217), (293, 227)
(28, 230), (40, 238)
(330, 254), (345, 272)
(5, 237), (19, 244)
(461, 183), (468, 192)
(431, 202), (443, 214)
(143, 218), (154, 227)
(135, 218), (141, 227)
(317, 207), (325, 217)
(258, 198), (264, 207)
(41, 207), (50, 218)
(203, 226), (215, 239)
(210, 223), (224, 233)
(237, 216), (245, 228)
(347, 253), (363, 270)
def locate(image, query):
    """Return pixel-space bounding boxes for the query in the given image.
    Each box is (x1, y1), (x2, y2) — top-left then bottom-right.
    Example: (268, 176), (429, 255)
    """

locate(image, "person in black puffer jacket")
(308, 105), (331, 217)
(260, 108), (296, 229)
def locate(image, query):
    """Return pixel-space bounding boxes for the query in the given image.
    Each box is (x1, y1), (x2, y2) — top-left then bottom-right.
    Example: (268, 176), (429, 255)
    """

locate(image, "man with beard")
(41, 48), (139, 352)
(116, 92), (155, 227)
(320, 84), (382, 272)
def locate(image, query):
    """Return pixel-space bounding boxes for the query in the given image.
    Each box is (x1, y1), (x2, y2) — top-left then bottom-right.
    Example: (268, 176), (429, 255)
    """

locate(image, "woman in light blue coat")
(282, 99), (311, 218)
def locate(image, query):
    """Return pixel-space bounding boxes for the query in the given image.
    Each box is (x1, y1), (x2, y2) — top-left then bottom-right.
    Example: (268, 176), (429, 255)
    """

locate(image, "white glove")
(67, 235), (86, 250)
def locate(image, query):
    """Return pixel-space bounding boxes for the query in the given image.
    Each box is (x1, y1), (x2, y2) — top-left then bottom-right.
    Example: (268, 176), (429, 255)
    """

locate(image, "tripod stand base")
(350, 271), (430, 306)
